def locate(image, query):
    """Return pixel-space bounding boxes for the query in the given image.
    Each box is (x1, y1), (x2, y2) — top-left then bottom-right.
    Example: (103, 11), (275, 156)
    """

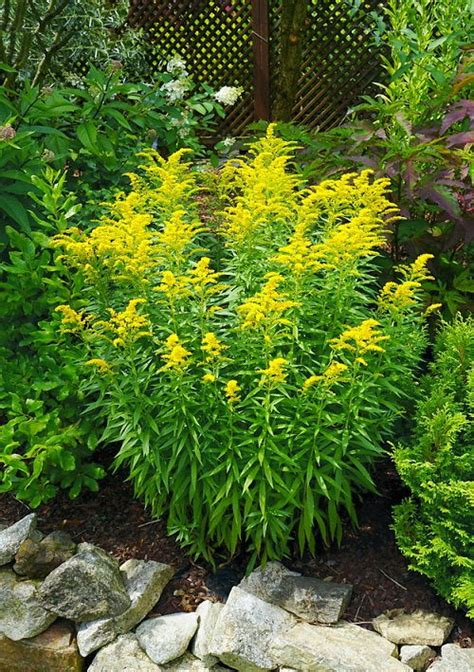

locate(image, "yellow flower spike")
(424, 303), (442, 316)
(258, 357), (288, 385)
(271, 222), (321, 275)
(161, 333), (191, 372)
(330, 319), (389, 358)
(156, 270), (190, 300)
(225, 379), (241, 405)
(55, 305), (88, 334)
(407, 254), (434, 282)
(156, 211), (205, 265)
(85, 359), (112, 374)
(201, 332), (226, 361)
(188, 257), (223, 296)
(237, 273), (298, 331)
(302, 361), (348, 392)
(202, 373), (216, 383)
(108, 299), (152, 348)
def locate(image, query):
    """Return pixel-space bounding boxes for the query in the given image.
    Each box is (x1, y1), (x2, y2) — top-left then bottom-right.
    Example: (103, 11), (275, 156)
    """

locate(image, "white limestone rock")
(88, 633), (161, 672)
(191, 600), (224, 666)
(238, 560), (352, 624)
(270, 621), (411, 672)
(136, 612), (199, 665)
(0, 568), (56, 640)
(373, 610), (454, 646)
(428, 643), (474, 672)
(209, 586), (297, 671)
(400, 644), (435, 671)
(77, 558), (174, 656)
(0, 514), (37, 566)
(162, 652), (228, 670)
(38, 543), (131, 622)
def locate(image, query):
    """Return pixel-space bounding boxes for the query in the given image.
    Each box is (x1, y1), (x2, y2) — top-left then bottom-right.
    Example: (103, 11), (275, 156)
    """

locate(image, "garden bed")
(2, 455), (471, 648)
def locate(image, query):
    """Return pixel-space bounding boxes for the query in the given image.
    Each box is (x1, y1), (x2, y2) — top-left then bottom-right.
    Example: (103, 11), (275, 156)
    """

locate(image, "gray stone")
(270, 621), (410, 672)
(77, 558), (174, 656)
(209, 586), (297, 671)
(0, 622), (83, 672)
(0, 514), (37, 566)
(136, 612), (199, 665)
(38, 542), (130, 621)
(238, 560), (352, 624)
(400, 645), (435, 671)
(0, 568), (56, 640)
(14, 531), (76, 579)
(162, 652), (228, 670)
(191, 600), (224, 666)
(88, 633), (161, 672)
(428, 643), (474, 672)
(373, 610), (454, 646)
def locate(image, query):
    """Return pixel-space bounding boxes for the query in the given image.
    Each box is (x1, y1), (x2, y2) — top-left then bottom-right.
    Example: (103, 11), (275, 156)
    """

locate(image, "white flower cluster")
(162, 78), (190, 104)
(214, 86), (244, 106)
(221, 136), (236, 150)
(166, 55), (188, 77)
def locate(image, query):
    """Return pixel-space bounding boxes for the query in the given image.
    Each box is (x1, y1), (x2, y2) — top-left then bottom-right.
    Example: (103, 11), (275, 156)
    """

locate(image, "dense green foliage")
(393, 316), (474, 617)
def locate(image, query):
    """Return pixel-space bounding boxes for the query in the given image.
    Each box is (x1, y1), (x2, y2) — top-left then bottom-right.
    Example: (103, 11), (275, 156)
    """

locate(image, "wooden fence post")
(251, 0), (271, 121)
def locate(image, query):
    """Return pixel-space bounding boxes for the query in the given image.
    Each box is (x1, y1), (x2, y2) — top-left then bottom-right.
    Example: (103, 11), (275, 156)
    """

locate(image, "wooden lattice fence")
(127, 0), (387, 134)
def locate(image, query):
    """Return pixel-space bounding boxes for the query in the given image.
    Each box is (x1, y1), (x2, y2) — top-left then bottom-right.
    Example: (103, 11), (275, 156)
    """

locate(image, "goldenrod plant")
(393, 316), (474, 617)
(53, 126), (437, 565)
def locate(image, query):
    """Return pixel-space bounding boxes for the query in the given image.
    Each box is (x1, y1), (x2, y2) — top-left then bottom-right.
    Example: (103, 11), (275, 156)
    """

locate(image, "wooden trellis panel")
(124, 0), (387, 133)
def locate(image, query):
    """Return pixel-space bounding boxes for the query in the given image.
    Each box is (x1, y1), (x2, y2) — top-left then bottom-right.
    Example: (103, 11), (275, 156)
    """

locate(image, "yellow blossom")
(85, 358), (111, 374)
(55, 305), (87, 334)
(271, 222), (321, 275)
(330, 319), (389, 359)
(302, 361), (348, 391)
(237, 273), (298, 331)
(424, 303), (442, 316)
(188, 257), (223, 297)
(156, 270), (190, 300)
(107, 299), (151, 347)
(161, 333), (191, 371)
(201, 332), (226, 360)
(379, 254), (435, 313)
(156, 211), (205, 265)
(258, 357), (288, 385)
(202, 373), (216, 383)
(225, 379), (241, 405)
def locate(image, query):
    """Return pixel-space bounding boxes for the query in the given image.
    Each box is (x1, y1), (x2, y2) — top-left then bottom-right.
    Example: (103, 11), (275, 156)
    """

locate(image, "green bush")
(393, 315), (474, 616)
(50, 128), (434, 566)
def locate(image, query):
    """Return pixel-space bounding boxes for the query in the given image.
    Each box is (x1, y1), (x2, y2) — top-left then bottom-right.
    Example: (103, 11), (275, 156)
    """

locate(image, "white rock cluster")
(0, 515), (471, 672)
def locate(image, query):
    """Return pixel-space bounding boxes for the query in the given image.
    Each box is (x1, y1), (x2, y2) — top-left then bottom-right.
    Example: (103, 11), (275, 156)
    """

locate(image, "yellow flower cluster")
(307, 170), (399, 225)
(303, 361), (348, 391)
(201, 332), (226, 361)
(55, 305), (88, 334)
(330, 319), (388, 365)
(156, 211), (205, 267)
(311, 211), (387, 271)
(127, 148), (198, 219)
(271, 222), (320, 275)
(258, 357), (288, 385)
(220, 125), (302, 249)
(379, 254), (437, 314)
(237, 273), (298, 331)
(202, 372), (216, 383)
(161, 334), (191, 371)
(156, 270), (190, 301)
(188, 257), (223, 297)
(106, 299), (152, 348)
(225, 379), (241, 405)
(86, 358), (111, 374)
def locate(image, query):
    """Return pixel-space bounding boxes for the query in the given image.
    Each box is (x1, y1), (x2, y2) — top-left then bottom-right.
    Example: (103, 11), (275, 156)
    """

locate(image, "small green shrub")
(393, 315), (474, 617)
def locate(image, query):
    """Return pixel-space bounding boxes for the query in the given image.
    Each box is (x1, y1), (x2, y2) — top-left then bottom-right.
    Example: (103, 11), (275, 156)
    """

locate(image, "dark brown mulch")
(0, 459), (472, 647)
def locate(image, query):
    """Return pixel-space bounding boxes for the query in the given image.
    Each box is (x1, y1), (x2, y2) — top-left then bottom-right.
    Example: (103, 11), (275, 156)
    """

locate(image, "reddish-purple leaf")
(440, 100), (474, 134)
(446, 130), (474, 147)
